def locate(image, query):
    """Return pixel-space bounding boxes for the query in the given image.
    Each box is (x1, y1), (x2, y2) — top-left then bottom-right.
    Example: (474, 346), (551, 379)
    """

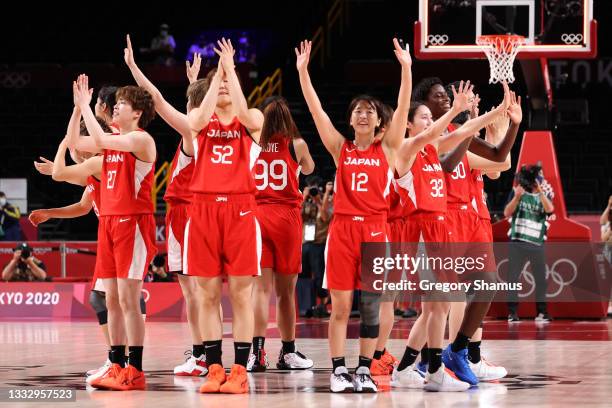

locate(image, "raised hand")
(214, 38), (235, 72)
(469, 93), (480, 119)
(34, 157), (53, 176)
(393, 38), (412, 67)
(507, 91), (522, 125)
(295, 40), (312, 72)
(500, 81), (512, 110)
(450, 80), (474, 113)
(124, 34), (136, 67)
(29, 210), (50, 226)
(73, 74), (93, 109)
(485, 111), (510, 141)
(186, 52), (202, 84)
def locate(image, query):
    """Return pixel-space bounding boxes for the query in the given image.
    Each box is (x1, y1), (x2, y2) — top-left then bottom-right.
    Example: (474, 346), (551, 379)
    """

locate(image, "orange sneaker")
(90, 363), (123, 389)
(381, 349), (398, 370)
(370, 358), (391, 376)
(219, 364), (249, 394)
(104, 364), (146, 391)
(199, 363), (226, 393)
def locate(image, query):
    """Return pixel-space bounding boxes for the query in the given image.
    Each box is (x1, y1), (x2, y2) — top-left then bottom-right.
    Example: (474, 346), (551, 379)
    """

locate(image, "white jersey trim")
(134, 160), (153, 198)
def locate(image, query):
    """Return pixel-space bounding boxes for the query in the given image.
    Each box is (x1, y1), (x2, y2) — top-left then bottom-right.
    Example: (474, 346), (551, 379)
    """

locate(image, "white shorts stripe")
(182, 219), (191, 275)
(322, 230), (331, 290)
(128, 223), (147, 280)
(167, 224), (183, 272)
(254, 217), (262, 276)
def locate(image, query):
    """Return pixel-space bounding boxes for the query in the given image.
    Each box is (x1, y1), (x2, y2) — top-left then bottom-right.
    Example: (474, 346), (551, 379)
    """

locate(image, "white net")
(477, 35), (525, 84)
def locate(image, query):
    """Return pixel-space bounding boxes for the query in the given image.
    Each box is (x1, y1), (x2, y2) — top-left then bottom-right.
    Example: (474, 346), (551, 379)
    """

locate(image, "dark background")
(0, 0), (610, 239)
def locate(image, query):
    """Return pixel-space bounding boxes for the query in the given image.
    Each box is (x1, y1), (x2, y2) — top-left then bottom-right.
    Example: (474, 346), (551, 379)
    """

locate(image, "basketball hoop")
(477, 35), (526, 84)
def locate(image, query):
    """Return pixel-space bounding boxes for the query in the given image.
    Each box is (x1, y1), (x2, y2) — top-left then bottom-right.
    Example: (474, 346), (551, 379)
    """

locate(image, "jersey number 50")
(255, 159), (288, 190)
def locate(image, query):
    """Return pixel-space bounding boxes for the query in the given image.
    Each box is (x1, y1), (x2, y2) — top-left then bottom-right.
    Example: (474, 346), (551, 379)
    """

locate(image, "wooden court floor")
(0, 318), (610, 407)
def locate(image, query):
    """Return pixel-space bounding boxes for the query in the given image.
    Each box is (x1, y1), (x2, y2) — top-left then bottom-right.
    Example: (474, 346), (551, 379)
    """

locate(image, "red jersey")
(100, 134), (155, 216)
(254, 135), (302, 207)
(86, 175), (101, 217)
(334, 140), (392, 217)
(470, 169), (491, 220)
(396, 144), (446, 213)
(164, 143), (194, 204)
(190, 113), (261, 195)
(444, 153), (472, 204)
(388, 173), (416, 221)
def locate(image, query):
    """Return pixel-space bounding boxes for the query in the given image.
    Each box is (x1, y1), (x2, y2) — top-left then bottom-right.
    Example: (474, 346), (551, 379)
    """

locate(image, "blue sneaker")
(442, 346), (478, 385)
(416, 361), (427, 378)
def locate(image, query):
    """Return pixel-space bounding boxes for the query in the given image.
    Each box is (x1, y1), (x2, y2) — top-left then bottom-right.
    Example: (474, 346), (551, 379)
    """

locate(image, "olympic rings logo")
(141, 288), (150, 303)
(428, 34), (449, 46)
(0, 71), (31, 89)
(496, 257), (578, 298)
(561, 33), (583, 45)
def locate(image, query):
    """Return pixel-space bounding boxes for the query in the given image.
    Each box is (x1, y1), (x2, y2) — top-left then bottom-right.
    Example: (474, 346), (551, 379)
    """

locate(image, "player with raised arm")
(247, 96), (315, 372)
(68, 74), (157, 391)
(185, 38), (263, 394)
(124, 34), (211, 377)
(296, 38), (411, 393)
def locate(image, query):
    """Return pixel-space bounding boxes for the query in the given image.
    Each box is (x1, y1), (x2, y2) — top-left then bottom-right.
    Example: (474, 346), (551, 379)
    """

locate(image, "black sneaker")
(508, 313), (520, 322)
(534, 312), (552, 322)
(402, 308), (418, 318)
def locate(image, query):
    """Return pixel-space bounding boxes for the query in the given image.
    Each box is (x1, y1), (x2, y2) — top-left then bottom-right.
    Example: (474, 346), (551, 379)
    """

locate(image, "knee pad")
(359, 291), (381, 326)
(139, 292), (147, 315)
(96, 310), (108, 325)
(359, 323), (380, 338)
(89, 290), (107, 314)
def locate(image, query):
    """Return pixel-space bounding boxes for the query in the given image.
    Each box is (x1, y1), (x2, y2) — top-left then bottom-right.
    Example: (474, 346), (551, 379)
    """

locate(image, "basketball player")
(68, 74), (157, 391)
(247, 96), (315, 373)
(123, 34), (209, 377)
(296, 38), (411, 393)
(443, 90), (523, 384)
(388, 85), (510, 392)
(185, 38), (262, 394)
(31, 110), (148, 384)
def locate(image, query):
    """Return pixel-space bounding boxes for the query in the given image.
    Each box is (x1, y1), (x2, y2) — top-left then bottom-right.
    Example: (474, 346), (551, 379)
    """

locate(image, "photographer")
(299, 176), (333, 317)
(0, 192), (23, 241)
(504, 164), (554, 322)
(2, 243), (47, 282)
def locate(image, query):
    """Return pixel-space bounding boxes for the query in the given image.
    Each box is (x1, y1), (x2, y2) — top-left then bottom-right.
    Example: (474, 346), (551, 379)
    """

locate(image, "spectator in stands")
(504, 164), (554, 323)
(141, 23), (176, 66)
(2, 242), (46, 282)
(0, 192), (22, 241)
(186, 34), (215, 65)
(145, 254), (173, 282)
(236, 31), (256, 64)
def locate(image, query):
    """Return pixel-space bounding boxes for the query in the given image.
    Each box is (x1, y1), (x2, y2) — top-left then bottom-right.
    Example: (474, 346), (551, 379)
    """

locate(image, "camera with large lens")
(516, 162), (542, 192)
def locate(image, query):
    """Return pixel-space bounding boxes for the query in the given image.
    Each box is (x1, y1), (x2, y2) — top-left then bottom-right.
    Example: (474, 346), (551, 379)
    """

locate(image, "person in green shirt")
(504, 165), (555, 322)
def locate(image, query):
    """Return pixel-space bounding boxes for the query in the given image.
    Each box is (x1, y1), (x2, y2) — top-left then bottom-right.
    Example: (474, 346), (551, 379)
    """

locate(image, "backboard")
(415, 0), (596, 59)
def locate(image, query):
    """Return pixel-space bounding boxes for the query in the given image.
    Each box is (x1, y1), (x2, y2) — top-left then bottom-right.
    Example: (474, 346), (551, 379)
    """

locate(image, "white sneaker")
(86, 358), (110, 377)
(247, 351), (268, 372)
(277, 351), (314, 370)
(174, 353), (208, 376)
(424, 364), (471, 392)
(85, 360), (112, 385)
(390, 363), (425, 389)
(330, 366), (355, 393)
(469, 357), (507, 381)
(353, 366), (377, 393)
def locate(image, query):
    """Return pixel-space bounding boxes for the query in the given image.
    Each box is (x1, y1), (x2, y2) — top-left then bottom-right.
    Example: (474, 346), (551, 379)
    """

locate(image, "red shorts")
(388, 218), (418, 243)
(446, 203), (480, 242)
(96, 214), (157, 280)
(473, 218), (493, 243)
(184, 194), (261, 277)
(165, 202), (189, 272)
(257, 204), (302, 274)
(324, 214), (388, 291)
(446, 204), (496, 276)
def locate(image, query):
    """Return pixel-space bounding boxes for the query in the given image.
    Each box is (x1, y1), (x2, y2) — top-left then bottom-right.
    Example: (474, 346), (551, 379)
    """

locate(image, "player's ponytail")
(259, 96), (301, 147)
